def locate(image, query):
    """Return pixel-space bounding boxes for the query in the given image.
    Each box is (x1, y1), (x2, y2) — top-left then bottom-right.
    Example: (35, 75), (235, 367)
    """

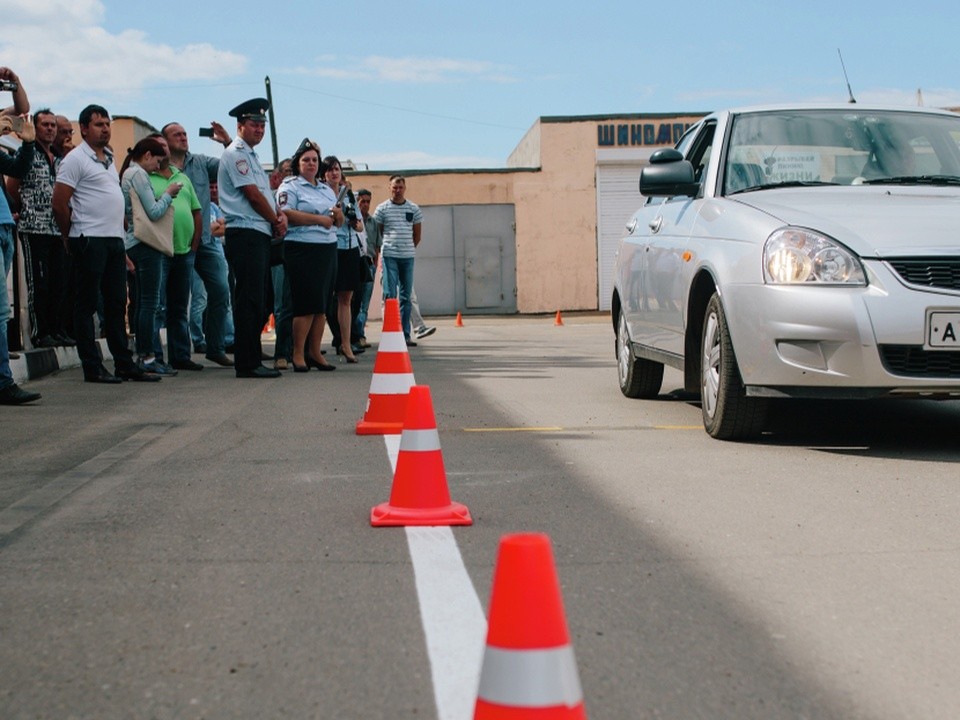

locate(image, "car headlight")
(763, 227), (866, 285)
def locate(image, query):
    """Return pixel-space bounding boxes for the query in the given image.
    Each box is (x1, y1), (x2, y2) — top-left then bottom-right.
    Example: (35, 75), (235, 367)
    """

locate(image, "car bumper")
(721, 261), (960, 397)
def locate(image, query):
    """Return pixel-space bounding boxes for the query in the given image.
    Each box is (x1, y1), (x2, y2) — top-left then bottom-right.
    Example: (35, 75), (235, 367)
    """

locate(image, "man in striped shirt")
(373, 175), (423, 346)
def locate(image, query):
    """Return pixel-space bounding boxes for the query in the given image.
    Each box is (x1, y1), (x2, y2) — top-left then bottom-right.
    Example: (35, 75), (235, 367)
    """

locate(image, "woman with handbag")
(120, 137), (181, 375)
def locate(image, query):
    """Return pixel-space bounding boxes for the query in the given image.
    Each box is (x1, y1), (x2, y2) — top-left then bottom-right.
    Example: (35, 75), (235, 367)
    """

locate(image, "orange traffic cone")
(262, 313), (276, 334)
(356, 298), (415, 435)
(554, 310), (564, 326)
(455, 311), (464, 327)
(370, 385), (472, 526)
(475, 533), (586, 719)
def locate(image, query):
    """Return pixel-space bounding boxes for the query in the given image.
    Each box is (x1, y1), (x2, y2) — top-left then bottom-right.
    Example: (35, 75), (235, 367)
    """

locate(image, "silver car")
(612, 104), (960, 440)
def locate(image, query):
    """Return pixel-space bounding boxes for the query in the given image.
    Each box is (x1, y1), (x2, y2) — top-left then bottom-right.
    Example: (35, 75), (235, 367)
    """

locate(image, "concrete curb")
(10, 339), (112, 385)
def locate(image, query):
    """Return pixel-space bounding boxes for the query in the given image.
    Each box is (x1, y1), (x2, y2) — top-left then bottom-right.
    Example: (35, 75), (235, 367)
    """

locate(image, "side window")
(686, 122), (716, 185)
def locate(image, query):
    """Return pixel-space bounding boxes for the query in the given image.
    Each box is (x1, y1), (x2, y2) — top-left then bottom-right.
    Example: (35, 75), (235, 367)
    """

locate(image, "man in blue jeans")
(0, 72), (42, 404)
(372, 175), (422, 346)
(163, 122), (235, 367)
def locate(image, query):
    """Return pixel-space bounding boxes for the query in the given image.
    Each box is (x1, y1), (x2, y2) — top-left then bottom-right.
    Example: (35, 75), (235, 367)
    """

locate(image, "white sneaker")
(414, 326), (436, 340)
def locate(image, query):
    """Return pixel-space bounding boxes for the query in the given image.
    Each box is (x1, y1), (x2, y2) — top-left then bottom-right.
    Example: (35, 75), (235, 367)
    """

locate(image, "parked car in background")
(611, 104), (960, 440)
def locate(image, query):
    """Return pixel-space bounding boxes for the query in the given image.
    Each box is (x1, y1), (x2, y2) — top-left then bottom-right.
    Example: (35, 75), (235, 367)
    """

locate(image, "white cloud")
(289, 55), (516, 84)
(0, 0), (246, 104)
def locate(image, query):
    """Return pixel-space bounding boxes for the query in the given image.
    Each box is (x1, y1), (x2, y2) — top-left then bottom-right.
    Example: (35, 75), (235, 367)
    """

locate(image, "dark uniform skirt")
(335, 247), (363, 293)
(283, 240), (337, 316)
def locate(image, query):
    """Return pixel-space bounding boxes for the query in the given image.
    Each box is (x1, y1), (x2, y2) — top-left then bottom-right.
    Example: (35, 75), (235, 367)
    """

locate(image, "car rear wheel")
(617, 311), (663, 398)
(701, 293), (767, 439)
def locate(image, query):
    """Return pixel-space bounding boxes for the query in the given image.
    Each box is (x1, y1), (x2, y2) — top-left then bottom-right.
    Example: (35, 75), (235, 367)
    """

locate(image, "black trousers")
(20, 232), (69, 342)
(70, 236), (134, 375)
(224, 227), (271, 373)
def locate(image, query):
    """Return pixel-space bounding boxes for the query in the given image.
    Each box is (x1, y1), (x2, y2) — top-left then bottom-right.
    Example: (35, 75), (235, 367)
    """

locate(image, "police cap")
(229, 98), (270, 122)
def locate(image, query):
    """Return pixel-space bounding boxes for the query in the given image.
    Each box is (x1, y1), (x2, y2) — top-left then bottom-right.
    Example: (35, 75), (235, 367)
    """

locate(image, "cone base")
(370, 501), (473, 527)
(356, 419), (404, 435)
(475, 699), (585, 719)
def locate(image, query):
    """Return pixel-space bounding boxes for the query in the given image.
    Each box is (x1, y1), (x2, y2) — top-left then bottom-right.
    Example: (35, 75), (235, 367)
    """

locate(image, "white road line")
(383, 434), (488, 720)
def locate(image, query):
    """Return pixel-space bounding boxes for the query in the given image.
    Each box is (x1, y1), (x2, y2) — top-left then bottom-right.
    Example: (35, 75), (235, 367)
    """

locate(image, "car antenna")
(837, 48), (857, 104)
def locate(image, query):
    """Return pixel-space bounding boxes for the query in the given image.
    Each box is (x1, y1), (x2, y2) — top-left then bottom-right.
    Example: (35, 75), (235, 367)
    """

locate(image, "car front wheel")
(617, 311), (663, 398)
(701, 293), (767, 439)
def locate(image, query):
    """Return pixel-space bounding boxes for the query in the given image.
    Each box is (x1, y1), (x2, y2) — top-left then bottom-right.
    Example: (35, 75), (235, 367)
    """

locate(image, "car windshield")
(723, 109), (960, 195)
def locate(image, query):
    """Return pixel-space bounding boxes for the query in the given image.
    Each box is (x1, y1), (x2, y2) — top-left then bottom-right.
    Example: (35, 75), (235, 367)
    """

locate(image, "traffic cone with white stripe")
(475, 533), (586, 719)
(370, 385), (472, 526)
(356, 298), (416, 435)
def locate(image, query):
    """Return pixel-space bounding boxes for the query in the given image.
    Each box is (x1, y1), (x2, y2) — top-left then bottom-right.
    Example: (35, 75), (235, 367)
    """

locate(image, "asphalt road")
(2, 314), (960, 719)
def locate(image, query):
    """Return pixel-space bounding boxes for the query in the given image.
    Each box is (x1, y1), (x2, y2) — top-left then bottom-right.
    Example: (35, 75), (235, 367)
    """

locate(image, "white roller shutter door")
(596, 163), (646, 311)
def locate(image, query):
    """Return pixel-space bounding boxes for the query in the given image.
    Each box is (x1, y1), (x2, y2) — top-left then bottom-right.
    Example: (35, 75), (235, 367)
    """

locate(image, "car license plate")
(925, 310), (960, 349)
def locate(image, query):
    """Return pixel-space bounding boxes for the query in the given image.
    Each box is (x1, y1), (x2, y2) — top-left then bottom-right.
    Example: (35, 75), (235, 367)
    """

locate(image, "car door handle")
(649, 217), (663, 233)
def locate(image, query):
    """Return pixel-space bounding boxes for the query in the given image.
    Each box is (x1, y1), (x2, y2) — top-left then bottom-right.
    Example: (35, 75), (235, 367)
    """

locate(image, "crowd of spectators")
(0, 70), (432, 405)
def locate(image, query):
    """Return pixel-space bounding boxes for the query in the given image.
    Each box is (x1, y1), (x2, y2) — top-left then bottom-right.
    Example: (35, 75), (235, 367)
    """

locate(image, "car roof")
(710, 103), (960, 119)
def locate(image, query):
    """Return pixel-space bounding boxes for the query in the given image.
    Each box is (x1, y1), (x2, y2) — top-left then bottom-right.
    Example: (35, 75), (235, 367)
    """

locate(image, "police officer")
(217, 98), (288, 378)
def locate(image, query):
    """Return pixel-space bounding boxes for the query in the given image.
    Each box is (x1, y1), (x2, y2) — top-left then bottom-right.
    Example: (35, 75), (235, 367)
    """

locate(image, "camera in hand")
(342, 204), (358, 225)
(198, 127), (214, 138)
(0, 80), (18, 92)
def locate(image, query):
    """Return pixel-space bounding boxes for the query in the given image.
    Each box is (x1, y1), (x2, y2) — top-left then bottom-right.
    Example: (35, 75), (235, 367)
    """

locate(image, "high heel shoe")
(339, 346), (359, 364)
(306, 354), (336, 372)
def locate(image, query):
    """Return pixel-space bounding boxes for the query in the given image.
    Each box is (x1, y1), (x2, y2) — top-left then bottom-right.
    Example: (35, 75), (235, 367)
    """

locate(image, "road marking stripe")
(383, 434), (487, 720)
(0, 425), (171, 541)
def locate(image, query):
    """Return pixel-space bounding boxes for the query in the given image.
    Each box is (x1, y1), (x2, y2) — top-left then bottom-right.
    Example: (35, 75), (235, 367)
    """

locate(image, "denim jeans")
(192, 240), (230, 355)
(270, 264), (293, 361)
(382, 255), (415, 338)
(0, 225), (14, 389)
(353, 277), (375, 339)
(189, 266), (207, 347)
(127, 242), (164, 357)
(153, 251), (195, 364)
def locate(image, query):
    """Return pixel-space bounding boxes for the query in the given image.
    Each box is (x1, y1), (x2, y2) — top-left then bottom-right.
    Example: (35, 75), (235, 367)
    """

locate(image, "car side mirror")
(639, 151), (699, 197)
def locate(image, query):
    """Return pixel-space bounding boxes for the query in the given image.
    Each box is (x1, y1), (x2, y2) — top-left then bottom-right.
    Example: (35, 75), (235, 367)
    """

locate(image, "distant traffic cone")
(554, 310), (564, 326)
(475, 533), (586, 719)
(356, 298), (415, 435)
(370, 385), (472, 526)
(262, 313), (276, 334)
(455, 311), (464, 327)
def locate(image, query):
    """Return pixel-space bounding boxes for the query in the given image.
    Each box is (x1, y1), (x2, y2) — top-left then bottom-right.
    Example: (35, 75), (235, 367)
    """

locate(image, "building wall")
(353, 114), (704, 314)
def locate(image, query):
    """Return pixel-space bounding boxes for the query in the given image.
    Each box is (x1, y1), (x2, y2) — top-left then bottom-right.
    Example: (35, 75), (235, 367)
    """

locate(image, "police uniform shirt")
(217, 137), (273, 236)
(276, 175), (338, 245)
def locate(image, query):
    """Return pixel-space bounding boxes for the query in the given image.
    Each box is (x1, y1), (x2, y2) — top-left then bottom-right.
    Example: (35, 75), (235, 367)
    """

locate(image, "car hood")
(731, 186), (960, 257)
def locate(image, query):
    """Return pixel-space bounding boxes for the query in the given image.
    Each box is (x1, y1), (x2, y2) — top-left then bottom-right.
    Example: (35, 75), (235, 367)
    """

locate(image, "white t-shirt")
(55, 141), (124, 238)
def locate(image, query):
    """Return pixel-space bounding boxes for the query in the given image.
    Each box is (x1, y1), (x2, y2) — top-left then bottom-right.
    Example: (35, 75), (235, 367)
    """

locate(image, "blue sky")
(2, 0), (959, 169)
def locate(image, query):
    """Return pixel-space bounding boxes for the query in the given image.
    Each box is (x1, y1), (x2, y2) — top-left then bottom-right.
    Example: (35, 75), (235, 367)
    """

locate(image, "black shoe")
(236, 365), (281, 378)
(193, 343), (207, 354)
(351, 343), (366, 354)
(56, 332), (77, 347)
(405, 337), (418, 347)
(306, 354), (336, 372)
(0, 383), (42, 405)
(36, 334), (59, 348)
(171, 359), (204, 371)
(205, 353), (234, 367)
(117, 366), (162, 382)
(84, 366), (123, 384)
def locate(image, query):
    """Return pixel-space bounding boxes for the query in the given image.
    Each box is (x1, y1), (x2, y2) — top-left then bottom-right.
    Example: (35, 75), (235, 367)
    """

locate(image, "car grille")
(880, 344), (960, 377)
(886, 258), (960, 291)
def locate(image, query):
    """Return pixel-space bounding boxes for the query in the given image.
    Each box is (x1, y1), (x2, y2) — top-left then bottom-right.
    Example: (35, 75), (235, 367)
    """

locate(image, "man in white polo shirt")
(52, 104), (159, 384)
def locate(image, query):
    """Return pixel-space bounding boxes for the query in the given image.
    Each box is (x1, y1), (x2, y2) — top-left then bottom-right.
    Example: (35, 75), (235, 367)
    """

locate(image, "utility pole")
(265, 75), (279, 168)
